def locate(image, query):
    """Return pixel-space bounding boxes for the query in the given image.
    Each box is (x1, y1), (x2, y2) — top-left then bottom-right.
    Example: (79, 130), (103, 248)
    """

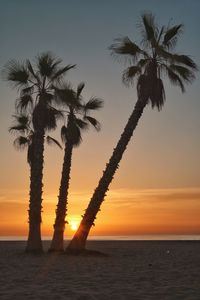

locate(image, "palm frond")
(84, 97), (103, 111)
(16, 94), (33, 112)
(157, 26), (165, 44)
(155, 46), (172, 59)
(9, 124), (28, 134)
(137, 58), (149, 68)
(170, 64), (195, 82)
(21, 85), (34, 96)
(54, 85), (77, 107)
(13, 114), (29, 126)
(77, 82), (85, 98)
(109, 37), (144, 61)
(156, 47), (198, 70)
(44, 106), (63, 131)
(84, 116), (101, 131)
(3, 60), (29, 87)
(140, 13), (158, 46)
(13, 136), (29, 150)
(46, 136), (62, 149)
(26, 60), (40, 82)
(163, 64), (185, 92)
(163, 24), (183, 49)
(9, 114), (30, 133)
(51, 64), (76, 81)
(122, 66), (141, 86)
(171, 54), (198, 70)
(75, 118), (89, 130)
(61, 125), (68, 143)
(36, 52), (62, 77)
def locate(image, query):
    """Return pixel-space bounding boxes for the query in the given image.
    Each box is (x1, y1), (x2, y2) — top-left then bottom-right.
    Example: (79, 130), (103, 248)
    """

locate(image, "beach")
(0, 241), (200, 299)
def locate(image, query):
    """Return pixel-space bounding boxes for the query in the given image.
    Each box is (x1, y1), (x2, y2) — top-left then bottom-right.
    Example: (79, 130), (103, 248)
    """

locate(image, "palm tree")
(67, 13), (197, 253)
(49, 83), (103, 252)
(9, 112), (62, 248)
(5, 52), (75, 252)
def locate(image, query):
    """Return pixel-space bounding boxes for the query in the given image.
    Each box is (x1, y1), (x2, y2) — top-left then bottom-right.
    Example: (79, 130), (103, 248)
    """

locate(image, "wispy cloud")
(0, 189), (27, 204)
(104, 187), (200, 207)
(1, 187), (200, 209)
(1, 187), (200, 235)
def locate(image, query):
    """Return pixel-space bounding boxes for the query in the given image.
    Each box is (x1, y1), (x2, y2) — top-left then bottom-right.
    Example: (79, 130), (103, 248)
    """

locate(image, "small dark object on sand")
(149, 263), (152, 267)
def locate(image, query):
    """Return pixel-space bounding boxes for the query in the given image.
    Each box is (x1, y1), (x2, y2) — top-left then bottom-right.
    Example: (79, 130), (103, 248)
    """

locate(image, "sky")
(0, 0), (200, 237)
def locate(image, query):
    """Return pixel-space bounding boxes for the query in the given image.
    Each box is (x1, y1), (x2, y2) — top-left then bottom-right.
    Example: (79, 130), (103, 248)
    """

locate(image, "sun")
(69, 220), (79, 231)
(68, 215), (81, 232)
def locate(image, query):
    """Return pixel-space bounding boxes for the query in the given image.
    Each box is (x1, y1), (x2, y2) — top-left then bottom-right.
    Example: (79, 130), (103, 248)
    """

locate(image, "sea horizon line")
(0, 234), (200, 241)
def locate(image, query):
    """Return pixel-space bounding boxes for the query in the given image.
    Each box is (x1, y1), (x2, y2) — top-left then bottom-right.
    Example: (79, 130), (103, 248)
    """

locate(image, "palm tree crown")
(110, 13), (197, 110)
(4, 52), (75, 131)
(54, 82), (103, 146)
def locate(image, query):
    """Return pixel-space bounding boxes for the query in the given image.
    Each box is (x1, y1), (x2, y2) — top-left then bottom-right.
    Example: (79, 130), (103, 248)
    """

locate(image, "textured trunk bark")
(49, 143), (73, 252)
(67, 98), (147, 253)
(25, 129), (45, 253)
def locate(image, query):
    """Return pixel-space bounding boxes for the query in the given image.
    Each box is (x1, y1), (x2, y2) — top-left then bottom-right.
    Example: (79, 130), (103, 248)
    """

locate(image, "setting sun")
(68, 219), (80, 231)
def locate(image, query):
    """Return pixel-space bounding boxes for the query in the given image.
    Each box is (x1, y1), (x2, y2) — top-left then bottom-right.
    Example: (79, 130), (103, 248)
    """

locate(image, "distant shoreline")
(0, 234), (200, 241)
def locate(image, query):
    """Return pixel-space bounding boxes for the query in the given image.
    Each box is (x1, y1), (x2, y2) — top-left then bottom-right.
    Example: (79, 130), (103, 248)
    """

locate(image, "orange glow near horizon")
(0, 187), (200, 237)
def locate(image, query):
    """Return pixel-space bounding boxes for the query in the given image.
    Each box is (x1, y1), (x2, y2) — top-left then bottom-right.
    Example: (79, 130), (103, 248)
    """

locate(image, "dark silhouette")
(9, 113), (62, 246)
(49, 83), (103, 252)
(9, 113), (62, 173)
(5, 52), (75, 253)
(9, 114), (35, 165)
(67, 13), (197, 253)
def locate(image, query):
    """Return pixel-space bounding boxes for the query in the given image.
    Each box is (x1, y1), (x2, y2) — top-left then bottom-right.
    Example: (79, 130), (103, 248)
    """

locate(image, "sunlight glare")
(69, 220), (79, 231)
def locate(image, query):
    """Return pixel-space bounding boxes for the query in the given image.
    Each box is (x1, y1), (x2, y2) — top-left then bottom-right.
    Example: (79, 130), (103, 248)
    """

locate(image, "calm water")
(0, 235), (200, 241)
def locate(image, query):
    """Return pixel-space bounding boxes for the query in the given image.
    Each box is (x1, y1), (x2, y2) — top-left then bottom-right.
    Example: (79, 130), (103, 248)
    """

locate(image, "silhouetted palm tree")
(5, 52), (75, 252)
(67, 13), (197, 253)
(9, 112), (62, 249)
(49, 83), (103, 252)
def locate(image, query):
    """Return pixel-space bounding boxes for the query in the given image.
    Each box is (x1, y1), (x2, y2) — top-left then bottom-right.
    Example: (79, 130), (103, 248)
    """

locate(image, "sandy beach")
(0, 241), (199, 299)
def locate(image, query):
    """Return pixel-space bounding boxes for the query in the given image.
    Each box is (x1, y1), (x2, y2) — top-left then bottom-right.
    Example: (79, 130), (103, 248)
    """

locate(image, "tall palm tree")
(5, 52), (75, 252)
(67, 13), (197, 253)
(49, 83), (103, 252)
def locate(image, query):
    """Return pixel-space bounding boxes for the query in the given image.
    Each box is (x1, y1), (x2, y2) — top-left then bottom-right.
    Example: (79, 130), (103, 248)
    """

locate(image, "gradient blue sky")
(0, 0), (199, 236)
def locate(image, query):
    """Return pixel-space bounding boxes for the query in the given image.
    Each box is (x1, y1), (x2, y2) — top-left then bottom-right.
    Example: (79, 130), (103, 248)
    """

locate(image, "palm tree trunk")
(67, 97), (147, 253)
(25, 129), (45, 253)
(49, 143), (73, 252)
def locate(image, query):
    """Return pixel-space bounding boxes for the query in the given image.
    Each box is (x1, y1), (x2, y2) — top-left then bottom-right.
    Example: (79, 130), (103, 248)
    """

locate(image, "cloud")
(0, 189), (27, 204)
(1, 187), (200, 211)
(105, 187), (200, 207)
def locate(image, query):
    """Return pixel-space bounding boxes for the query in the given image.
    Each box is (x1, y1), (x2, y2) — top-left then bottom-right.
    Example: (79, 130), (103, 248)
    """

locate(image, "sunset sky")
(0, 0), (200, 238)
